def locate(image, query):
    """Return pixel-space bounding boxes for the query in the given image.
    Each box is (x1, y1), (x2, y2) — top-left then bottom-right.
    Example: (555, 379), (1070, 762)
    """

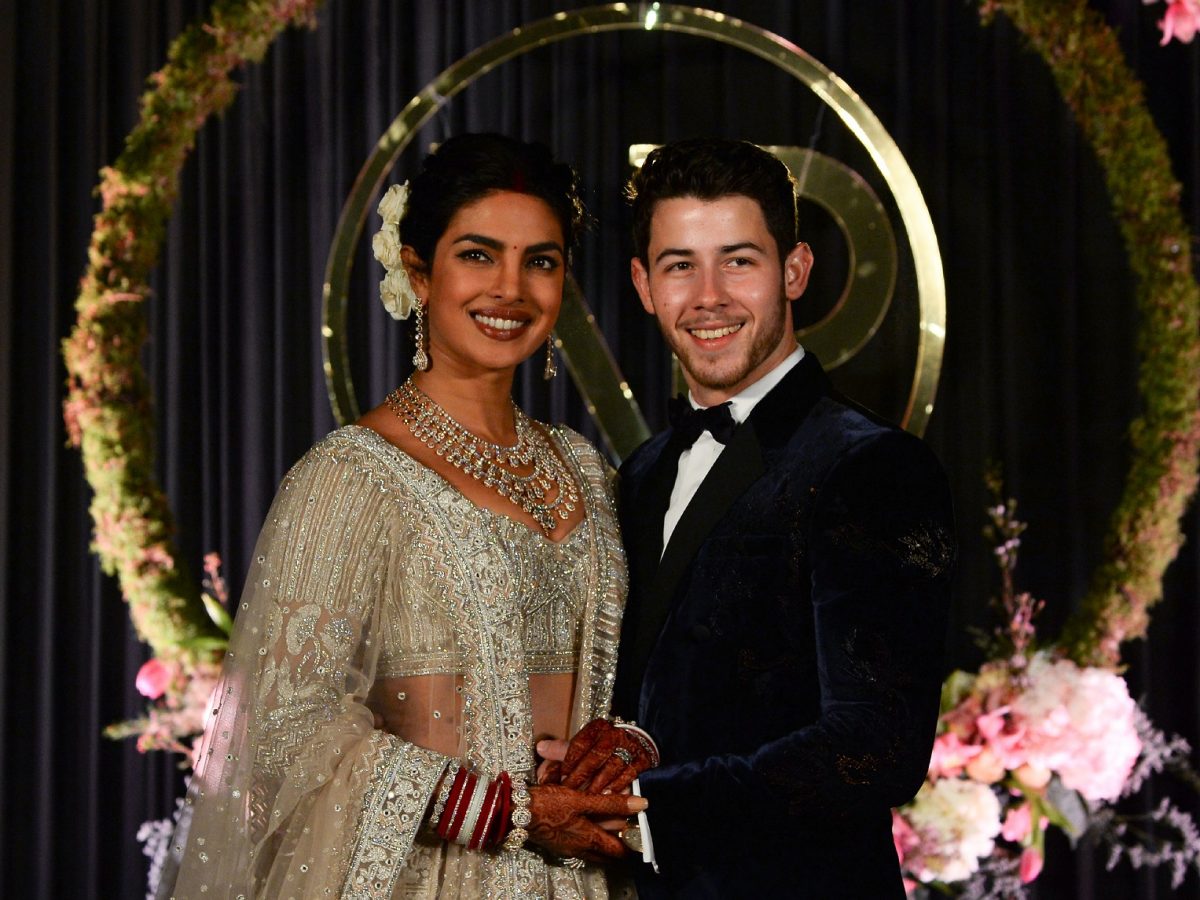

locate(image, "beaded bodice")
(376, 495), (592, 678)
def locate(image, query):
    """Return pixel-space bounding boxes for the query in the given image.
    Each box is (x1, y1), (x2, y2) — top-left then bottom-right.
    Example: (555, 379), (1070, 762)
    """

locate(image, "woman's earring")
(412, 301), (429, 371)
(543, 335), (558, 381)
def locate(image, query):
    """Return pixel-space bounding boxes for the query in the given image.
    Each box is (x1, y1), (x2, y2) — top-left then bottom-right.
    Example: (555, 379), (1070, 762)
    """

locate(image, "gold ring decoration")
(767, 147), (899, 370)
(323, 3), (946, 454)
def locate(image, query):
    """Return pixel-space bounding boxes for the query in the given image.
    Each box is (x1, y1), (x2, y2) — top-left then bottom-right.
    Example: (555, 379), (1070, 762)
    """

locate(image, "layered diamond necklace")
(387, 378), (580, 533)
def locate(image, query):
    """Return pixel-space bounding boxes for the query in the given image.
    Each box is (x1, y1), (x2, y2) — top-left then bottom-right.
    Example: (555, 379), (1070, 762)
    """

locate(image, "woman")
(159, 135), (648, 899)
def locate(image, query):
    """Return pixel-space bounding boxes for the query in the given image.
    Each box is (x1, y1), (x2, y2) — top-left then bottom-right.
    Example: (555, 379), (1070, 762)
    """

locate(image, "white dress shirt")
(662, 346), (805, 552)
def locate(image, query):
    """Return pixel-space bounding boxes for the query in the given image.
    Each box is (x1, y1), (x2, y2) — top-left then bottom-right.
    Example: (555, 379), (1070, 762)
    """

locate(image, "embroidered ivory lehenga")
(159, 425), (627, 899)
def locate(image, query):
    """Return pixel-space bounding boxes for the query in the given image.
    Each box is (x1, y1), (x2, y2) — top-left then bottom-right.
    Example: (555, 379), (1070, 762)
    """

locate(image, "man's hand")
(539, 718), (657, 794)
(536, 737), (569, 784)
(526, 784), (646, 862)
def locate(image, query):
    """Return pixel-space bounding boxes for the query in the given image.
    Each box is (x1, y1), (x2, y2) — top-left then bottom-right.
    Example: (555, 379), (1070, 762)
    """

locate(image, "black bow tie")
(668, 395), (738, 446)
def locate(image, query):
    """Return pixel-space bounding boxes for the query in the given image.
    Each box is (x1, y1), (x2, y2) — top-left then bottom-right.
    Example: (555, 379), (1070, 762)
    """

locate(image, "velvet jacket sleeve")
(637, 429), (955, 861)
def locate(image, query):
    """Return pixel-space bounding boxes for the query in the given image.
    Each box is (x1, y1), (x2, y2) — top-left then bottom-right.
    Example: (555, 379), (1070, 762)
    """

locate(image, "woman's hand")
(526, 784), (646, 862)
(537, 718), (658, 794)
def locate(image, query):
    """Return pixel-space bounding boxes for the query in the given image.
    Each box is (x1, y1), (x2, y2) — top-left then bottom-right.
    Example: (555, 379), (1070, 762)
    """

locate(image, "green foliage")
(979, 0), (1200, 666)
(62, 0), (324, 658)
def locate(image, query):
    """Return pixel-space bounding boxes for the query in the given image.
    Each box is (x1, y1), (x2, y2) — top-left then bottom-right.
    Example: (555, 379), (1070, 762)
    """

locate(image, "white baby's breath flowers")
(373, 182), (418, 321)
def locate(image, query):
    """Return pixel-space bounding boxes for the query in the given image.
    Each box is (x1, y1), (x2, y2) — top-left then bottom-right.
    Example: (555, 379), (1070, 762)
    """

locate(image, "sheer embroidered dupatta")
(159, 443), (448, 898)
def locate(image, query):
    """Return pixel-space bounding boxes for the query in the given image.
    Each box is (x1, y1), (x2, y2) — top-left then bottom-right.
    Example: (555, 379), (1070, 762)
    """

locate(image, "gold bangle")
(503, 782), (532, 852)
(429, 762), (460, 830)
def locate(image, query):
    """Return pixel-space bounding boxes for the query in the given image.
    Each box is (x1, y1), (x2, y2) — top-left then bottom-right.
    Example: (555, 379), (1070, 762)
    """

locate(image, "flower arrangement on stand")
(106, 553), (230, 765)
(894, 480), (1200, 896)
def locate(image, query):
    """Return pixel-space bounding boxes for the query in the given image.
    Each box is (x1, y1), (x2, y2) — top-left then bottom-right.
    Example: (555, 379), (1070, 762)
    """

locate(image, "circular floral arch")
(64, 0), (1199, 669)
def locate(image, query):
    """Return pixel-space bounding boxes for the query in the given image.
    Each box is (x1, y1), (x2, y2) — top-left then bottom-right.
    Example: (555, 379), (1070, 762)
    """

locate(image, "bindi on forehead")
(449, 233), (564, 256)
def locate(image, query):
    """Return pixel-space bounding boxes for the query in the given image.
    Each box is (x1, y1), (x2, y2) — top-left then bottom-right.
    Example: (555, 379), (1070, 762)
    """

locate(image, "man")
(590, 138), (955, 897)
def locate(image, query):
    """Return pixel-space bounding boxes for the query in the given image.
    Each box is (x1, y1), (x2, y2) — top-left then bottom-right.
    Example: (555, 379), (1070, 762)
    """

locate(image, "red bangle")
(436, 769), (524, 852)
(451, 772), (481, 844)
(438, 769), (477, 843)
(489, 772), (514, 849)
(434, 767), (468, 841)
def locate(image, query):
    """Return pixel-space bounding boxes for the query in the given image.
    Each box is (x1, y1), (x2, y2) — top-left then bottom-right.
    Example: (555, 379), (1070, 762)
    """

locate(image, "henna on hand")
(526, 784), (646, 862)
(557, 718), (656, 794)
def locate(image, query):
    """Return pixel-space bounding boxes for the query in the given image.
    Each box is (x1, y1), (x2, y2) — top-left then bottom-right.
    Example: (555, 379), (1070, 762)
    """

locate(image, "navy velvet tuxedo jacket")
(612, 354), (955, 899)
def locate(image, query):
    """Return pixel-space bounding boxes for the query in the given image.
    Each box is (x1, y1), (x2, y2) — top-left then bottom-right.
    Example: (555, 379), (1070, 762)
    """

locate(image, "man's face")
(631, 195), (813, 406)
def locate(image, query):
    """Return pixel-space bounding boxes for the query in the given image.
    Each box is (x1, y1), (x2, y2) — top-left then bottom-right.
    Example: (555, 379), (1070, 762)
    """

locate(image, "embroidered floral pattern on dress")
(342, 734), (448, 898)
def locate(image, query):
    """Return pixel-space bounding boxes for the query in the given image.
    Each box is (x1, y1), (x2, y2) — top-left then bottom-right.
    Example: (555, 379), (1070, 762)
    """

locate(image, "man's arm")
(637, 430), (955, 862)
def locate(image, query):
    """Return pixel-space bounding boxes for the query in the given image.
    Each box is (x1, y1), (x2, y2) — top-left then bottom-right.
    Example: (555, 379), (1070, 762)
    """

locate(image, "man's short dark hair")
(627, 138), (798, 264)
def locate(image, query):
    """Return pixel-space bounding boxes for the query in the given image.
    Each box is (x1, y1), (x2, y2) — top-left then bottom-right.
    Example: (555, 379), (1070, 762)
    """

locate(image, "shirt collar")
(689, 345), (805, 423)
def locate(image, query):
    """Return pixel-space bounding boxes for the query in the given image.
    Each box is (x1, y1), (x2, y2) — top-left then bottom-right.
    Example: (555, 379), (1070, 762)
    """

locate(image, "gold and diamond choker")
(386, 379), (580, 533)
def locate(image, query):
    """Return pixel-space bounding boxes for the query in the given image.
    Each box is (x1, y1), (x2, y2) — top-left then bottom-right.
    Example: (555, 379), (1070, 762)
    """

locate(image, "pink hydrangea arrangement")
(897, 648), (1142, 891)
(1012, 654), (1141, 801)
(893, 487), (1200, 896)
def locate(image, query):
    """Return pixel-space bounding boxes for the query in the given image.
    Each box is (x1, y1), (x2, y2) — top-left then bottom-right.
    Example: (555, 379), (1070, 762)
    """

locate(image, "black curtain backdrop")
(3, 1), (1200, 897)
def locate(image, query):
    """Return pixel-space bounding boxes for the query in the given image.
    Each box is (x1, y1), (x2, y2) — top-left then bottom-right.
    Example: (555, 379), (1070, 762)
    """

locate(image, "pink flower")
(973, 706), (1029, 770)
(135, 658), (173, 699)
(1019, 846), (1044, 883)
(1001, 803), (1033, 843)
(1011, 654), (1140, 801)
(965, 747), (1007, 785)
(929, 732), (982, 778)
(1158, 0), (1200, 44)
(1014, 763), (1052, 790)
(892, 810), (920, 864)
(975, 708), (1008, 741)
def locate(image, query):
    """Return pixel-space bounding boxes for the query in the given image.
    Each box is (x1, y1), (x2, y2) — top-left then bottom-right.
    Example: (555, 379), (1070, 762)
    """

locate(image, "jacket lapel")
(614, 435), (682, 716)
(652, 421), (764, 605)
(621, 354), (833, 711)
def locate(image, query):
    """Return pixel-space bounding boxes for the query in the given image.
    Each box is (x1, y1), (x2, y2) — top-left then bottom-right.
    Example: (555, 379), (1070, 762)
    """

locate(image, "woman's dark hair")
(627, 138), (798, 264)
(400, 133), (587, 267)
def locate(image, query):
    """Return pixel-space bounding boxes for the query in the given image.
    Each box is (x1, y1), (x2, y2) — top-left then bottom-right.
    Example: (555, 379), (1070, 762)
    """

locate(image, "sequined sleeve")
(157, 439), (450, 899)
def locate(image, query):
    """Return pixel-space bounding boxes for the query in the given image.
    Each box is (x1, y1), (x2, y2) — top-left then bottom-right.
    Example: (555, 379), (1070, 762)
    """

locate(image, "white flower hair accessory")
(373, 182), (419, 320)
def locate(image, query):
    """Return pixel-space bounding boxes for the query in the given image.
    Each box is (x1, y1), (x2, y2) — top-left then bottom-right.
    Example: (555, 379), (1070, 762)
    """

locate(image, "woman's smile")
(471, 308), (533, 339)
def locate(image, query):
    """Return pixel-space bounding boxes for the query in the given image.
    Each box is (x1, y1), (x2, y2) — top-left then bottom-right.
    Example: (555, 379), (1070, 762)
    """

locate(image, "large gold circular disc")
(322, 3), (946, 446)
(767, 147), (898, 368)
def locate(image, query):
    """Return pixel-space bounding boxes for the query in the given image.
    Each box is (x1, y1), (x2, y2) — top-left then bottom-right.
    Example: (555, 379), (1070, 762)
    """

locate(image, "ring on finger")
(613, 747), (634, 765)
(619, 822), (645, 854)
